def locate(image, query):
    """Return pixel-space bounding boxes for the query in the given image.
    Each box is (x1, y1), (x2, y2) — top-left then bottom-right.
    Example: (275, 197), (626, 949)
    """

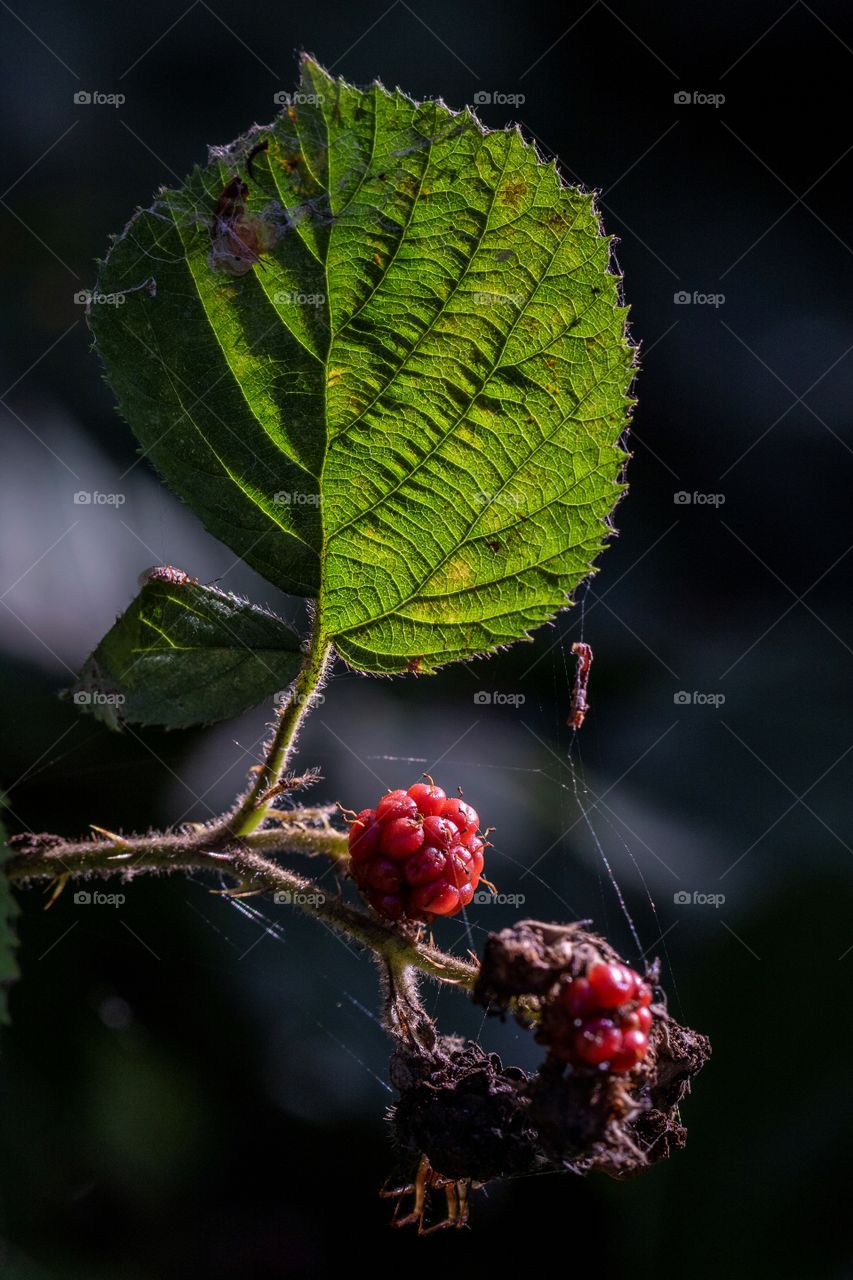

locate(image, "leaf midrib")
(327, 185), (589, 546)
(331, 349), (625, 639)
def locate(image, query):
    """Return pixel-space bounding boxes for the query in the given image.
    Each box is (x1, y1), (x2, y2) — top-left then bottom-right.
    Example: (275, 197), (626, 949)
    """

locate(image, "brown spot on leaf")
(501, 180), (528, 208)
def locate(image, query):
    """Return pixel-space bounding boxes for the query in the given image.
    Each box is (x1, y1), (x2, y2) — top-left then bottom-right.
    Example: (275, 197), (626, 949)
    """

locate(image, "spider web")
(188, 595), (680, 1111)
(186, 875), (393, 1096)
(557, 593), (679, 1010)
(112, 131), (406, 288)
(99, 131), (671, 1041)
(27, 585), (678, 1104)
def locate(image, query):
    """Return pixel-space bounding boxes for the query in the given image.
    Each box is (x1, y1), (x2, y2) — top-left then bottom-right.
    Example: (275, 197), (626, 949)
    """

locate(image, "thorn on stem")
(44, 873), (69, 910)
(90, 824), (130, 848)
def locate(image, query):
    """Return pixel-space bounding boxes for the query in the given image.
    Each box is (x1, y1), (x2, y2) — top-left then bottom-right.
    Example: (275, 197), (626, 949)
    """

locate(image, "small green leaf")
(0, 813), (20, 1027)
(71, 576), (303, 729)
(92, 58), (633, 674)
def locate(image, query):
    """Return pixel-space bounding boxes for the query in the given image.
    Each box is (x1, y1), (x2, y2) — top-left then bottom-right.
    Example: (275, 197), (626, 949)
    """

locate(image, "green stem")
(228, 622), (332, 837)
(6, 829), (477, 990)
(5, 824), (349, 879)
(4, 613), (484, 1005)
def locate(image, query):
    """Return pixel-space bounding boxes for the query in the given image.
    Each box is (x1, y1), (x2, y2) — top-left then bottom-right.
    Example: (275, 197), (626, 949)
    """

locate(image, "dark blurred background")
(1, 1), (851, 1276)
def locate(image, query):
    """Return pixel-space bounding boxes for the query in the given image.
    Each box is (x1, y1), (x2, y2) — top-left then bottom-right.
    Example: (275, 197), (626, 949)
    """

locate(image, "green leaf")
(0, 813), (20, 1027)
(92, 57), (633, 674)
(70, 575), (303, 729)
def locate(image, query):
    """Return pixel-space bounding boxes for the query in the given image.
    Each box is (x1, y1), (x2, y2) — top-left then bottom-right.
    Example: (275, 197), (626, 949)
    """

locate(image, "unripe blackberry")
(540, 960), (655, 1075)
(380, 817), (425, 860)
(364, 858), (402, 894)
(376, 790), (418, 823)
(588, 962), (638, 1008)
(403, 846), (446, 886)
(441, 797), (479, 836)
(572, 1017), (622, 1066)
(406, 782), (447, 816)
(421, 815), (460, 849)
(348, 810), (382, 865)
(347, 781), (487, 921)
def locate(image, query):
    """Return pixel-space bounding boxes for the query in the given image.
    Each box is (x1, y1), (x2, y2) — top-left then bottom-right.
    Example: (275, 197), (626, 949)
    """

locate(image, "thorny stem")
(226, 620), (332, 838)
(263, 805), (339, 826)
(381, 954), (438, 1052)
(6, 826), (479, 991)
(5, 613), (480, 1004)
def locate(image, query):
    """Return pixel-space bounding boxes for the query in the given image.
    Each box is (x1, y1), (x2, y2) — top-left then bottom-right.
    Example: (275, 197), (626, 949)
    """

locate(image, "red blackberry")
(588, 962), (638, 1008)
(540, 960), (654, 1075)
(375, 790), (418, 822)
(572, 1016), (622, 1066)
(346, 780), (486, 921)
(406, 781), (447, 816)
(440, 797), (479, 836)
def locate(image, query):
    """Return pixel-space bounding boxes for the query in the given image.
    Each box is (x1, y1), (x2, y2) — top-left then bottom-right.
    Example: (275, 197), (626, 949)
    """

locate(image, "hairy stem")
(6, 829), (478, 990)
(6, 824), (349, 878)
(227, 621), (332, 838)
(5, 615), (481, 1007)
(380, 954), (438, 1051)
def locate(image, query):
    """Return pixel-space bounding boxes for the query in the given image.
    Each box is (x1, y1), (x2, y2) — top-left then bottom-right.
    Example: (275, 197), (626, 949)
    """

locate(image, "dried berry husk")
(473, 919), (580, 1010)
(389, 1036), (540, 1183)
(385, 920), (710, 1220)
(529, 1007), (711, 1176)
(474, 918), (627, 1013)
(473, 920), (710, 1178)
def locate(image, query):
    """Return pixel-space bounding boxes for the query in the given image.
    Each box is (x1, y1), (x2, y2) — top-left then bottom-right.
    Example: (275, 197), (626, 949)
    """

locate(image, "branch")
(4, 617), (481, 1004)
(6, 826), (478, 990)
(226, 621), (332, 838)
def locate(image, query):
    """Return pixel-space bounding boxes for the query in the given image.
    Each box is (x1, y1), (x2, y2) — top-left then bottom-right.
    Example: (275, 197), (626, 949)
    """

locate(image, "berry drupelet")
(347, 781), (486, 922)
(541, 961), (654, 1074)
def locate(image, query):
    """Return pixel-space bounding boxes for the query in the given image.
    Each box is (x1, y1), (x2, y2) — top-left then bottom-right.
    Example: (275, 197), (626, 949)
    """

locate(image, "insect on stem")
(568, 641), (593, 730)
